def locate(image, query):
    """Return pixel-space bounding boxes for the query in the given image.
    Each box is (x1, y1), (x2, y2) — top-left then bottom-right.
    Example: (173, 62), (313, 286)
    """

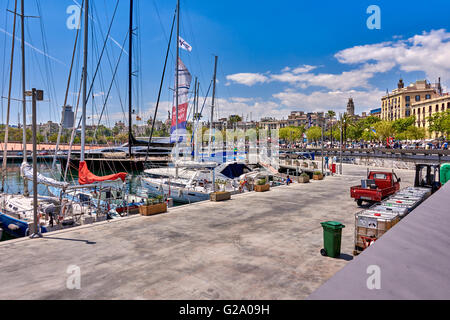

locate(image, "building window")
(425, 94), (431, 100)
(415, 95), (421, 102)
(447, 102), (450, 110)
(429, 106), (432, 114)
(405, 96), (410, 102)
(406, 103), (410, 107)
(442, 103), (445, 111)
(436, 105), (439, 112)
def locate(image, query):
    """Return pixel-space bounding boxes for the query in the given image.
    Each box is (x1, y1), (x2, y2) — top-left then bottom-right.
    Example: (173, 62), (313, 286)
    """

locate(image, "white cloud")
(292, 65), (317, 74)
(213, 97), (284, 120)
(273, 89), (384, 114)
(226, 73), (269, 86)
(335, 29), (450, 82)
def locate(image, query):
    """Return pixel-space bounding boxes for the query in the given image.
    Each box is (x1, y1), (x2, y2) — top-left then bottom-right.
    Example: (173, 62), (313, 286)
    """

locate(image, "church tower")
(346, 98), (355, 116)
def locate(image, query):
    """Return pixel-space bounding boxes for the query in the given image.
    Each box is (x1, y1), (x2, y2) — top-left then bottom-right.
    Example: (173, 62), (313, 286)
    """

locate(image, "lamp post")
(28, 88), (44, 238)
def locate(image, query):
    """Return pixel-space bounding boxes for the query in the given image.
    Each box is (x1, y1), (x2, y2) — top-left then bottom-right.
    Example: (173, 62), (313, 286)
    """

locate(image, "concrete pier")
(0, 165), (415, 300)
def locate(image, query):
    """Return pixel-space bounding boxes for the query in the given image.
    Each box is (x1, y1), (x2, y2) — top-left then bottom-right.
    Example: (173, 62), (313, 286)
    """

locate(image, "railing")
(280, 148), (450, 163)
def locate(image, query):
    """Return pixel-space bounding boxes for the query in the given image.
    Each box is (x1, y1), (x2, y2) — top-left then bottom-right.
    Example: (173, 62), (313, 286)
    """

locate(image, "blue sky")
(1, 0), (450, 126)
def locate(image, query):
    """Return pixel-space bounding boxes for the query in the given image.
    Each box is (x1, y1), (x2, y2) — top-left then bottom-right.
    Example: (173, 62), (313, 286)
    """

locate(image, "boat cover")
(78, 161), (127, 185)
(21, 162), (69, 189)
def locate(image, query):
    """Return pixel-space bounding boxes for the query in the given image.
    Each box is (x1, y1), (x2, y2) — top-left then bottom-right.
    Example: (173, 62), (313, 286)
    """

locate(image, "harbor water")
(0, 161), (158, 242)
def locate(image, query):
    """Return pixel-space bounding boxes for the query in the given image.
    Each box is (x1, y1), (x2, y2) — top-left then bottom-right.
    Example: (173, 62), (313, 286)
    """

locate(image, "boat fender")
(8, 224), (19, 231)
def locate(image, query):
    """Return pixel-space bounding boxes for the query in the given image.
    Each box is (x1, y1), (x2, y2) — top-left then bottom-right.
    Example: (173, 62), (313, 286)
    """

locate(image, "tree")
(115, 133), (129, 144)
(392, 116), (416, 134)
(374, 121), (395, 142)
(428, 110), (450, 137)
(228, 115), (242, 124)
(405, 126), (426, 140)
(361, 128), (377, 142)
(341, 114), (353, 142)
(306, 126), (322, 142)
(327, 110), (336, 147)
(280, 126), (303, 143)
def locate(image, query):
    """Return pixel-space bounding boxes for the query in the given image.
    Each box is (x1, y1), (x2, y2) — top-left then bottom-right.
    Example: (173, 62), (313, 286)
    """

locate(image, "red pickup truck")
(351, 171), (401, 206)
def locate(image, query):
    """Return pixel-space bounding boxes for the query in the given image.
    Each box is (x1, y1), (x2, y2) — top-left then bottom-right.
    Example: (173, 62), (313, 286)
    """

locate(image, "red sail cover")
(78, 161), (127, 185)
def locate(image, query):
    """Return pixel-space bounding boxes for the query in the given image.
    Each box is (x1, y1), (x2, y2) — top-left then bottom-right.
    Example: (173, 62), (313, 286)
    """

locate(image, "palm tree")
(342, 113), (353, 143)
(327, 110), (336, 148)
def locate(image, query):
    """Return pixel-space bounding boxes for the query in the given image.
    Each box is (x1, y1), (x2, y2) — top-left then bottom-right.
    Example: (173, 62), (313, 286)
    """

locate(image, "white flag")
(179, 36), (192, 52)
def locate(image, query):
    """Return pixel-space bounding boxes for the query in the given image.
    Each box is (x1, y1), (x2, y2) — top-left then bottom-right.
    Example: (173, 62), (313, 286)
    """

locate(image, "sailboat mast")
(175, 0), (180, 156)
(128, 0), (133, 158)
(20, 0), (28, 196)
(81, 0), (89, 162)
(1, 0), (18, 192)
(210, 56), (218, 156)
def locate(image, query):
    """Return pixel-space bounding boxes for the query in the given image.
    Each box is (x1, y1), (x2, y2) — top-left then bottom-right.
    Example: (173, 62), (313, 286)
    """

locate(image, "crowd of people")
(281, 140), (449, 150)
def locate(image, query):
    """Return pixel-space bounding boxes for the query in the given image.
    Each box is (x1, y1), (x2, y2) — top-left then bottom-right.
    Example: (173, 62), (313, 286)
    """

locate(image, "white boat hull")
(141, 178), (210, 204)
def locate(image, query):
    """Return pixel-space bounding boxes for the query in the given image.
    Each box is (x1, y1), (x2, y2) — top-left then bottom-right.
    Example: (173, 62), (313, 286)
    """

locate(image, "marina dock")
(0, 165), (415, 300)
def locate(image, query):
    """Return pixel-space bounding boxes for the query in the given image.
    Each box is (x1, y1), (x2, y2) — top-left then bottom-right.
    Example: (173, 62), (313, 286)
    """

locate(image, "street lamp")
(27, 88), (44, 238)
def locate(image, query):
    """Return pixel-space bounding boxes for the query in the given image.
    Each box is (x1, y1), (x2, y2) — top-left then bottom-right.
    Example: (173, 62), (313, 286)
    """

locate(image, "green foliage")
(361, 128), (377, 142)
(427, 110), (450, 137)
(228, 115), (242, 123)
(306, 126), (322, 141)
(374, 121), (395, 142)
(256, 178), (267, 186)
(392, 116), (416, 134)
(280, 126), (304, 142)
(405, 125), (426, 140)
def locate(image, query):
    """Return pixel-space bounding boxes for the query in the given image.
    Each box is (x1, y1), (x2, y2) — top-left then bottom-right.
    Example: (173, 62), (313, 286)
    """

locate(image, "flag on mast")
(171, 58), (192, 143)
(179, 36), (192, 52)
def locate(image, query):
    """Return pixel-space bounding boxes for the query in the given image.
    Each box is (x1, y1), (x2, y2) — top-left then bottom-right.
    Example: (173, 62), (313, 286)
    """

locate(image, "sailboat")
(58, 0), (173, 173)
(138, 0), (271, 204)
(48, 0), (143, 217)
(0, 0), (79, 238)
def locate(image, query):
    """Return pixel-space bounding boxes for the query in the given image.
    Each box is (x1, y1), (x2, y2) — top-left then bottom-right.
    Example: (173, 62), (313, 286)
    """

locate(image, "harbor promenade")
(0, 165), (415, 300)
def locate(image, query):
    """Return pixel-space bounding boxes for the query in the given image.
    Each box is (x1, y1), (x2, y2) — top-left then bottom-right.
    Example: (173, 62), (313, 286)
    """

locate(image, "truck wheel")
(320, 249), (327, 256)
(357, 199), (363, 207)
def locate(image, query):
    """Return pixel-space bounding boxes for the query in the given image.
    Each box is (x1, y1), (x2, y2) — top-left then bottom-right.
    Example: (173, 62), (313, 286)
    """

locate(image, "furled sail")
(78, 161), (127, 185)
(170, 58), (192, 143)
(20, 162), (70, 189)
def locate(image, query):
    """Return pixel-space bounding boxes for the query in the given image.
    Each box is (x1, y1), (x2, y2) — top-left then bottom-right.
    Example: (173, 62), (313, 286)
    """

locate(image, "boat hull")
(141, 178), (210, 204)
(0, 212), (47, 238)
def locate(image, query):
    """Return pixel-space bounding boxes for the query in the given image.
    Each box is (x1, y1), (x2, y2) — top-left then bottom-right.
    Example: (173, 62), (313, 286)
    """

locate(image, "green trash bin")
(320, 221), (345, 258)
(441, 163), (450, 186)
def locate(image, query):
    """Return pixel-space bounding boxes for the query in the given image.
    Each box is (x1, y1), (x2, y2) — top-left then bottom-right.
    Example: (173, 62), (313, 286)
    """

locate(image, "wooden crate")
(139, 203), (167, 216)
(255, 184), (270, 192)
(354, 210), (399, 254)
(298, 176), (310, 183)
(313, 174), (324, 180)
(210, 192), (231, 202)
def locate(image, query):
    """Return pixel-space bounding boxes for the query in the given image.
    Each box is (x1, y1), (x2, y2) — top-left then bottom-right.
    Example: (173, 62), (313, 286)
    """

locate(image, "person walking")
(324, 155), (329, 170)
